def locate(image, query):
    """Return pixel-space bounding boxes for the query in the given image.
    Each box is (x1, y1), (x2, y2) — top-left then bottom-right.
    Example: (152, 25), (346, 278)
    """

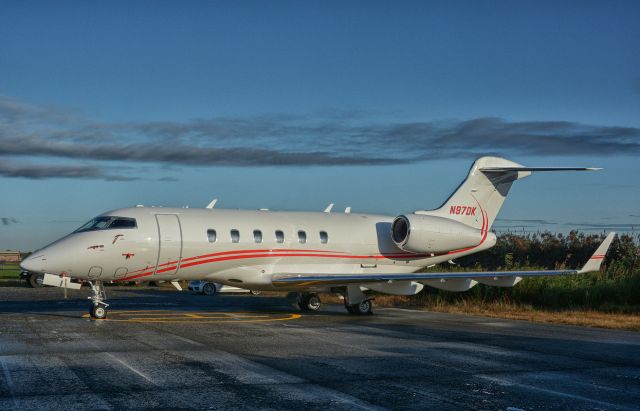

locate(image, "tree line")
(418, 232), (640, 311)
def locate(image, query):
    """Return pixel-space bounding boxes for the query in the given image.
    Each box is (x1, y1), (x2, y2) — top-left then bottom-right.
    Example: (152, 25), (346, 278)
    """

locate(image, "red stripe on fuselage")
(116, 209), (491, 282)
(115, 251), (422, 282)
(122, 248), (348, 276)
(180, 248), (347, 263)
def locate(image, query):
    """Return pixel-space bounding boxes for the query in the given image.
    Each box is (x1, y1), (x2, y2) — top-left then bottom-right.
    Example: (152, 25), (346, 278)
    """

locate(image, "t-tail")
(415, 156), (601, 231)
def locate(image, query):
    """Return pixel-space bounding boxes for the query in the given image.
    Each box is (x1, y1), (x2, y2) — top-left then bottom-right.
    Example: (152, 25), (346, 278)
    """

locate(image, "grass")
(0, 262), (21, 279)
(379, 295), (640, 331)
(321, 292), (640, 331)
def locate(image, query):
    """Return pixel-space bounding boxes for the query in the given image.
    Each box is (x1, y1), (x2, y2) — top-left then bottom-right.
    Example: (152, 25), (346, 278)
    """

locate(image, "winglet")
(578, 232), (616, 274)
(324, 203), (334, 213)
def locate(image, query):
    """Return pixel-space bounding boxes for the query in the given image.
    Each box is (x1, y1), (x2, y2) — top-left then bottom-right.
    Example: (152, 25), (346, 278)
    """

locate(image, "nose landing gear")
(88, 281), (109, 319)
(90, 304), (108, 319)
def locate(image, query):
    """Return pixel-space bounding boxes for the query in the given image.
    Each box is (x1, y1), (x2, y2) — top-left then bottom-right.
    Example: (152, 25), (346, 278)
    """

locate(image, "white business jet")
(20, 157), (615, 319)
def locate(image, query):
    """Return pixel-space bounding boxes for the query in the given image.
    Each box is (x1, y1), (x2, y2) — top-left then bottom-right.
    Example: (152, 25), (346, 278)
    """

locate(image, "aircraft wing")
(271, 232), (615, 288)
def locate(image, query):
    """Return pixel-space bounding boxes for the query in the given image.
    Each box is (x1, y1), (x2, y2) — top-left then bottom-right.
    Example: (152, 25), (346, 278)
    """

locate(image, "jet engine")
(391, 214), (484, 253)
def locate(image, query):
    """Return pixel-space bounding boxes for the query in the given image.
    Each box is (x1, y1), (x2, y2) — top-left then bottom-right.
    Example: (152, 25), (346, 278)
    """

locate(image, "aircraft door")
(154, 214), (182, 276)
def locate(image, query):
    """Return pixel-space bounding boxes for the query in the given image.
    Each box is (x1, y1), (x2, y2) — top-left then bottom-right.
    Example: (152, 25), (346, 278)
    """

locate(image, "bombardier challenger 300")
(21, 156), (615, 319)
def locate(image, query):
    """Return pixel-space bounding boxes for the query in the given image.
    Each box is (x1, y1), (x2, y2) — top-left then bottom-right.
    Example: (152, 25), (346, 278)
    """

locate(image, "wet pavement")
(0, 286), (639, 410)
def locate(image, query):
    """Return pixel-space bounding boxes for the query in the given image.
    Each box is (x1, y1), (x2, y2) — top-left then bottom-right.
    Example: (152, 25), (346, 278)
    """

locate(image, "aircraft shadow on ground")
(0, 291), (345, 317)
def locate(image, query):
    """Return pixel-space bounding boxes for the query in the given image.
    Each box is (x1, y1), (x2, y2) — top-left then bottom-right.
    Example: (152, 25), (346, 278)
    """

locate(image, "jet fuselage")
(22, 206), (496, 290)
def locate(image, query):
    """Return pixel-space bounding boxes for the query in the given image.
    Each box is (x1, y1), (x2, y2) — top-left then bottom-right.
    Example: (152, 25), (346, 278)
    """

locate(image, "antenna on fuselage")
(324, 203), (334, 213)
(206, 198), (218, 209)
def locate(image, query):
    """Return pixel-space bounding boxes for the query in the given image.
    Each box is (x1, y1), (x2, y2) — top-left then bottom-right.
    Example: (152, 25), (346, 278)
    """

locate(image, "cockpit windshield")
(74, 216), (137, 233)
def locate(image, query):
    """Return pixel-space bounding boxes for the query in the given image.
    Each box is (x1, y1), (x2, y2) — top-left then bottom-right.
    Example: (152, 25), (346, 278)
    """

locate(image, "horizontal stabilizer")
(480, 166), (602, 172)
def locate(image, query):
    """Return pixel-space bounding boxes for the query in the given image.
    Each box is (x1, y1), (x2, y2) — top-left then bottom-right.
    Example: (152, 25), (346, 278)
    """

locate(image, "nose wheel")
(88, 281), (109, 319)
(90, 304), (108, 319)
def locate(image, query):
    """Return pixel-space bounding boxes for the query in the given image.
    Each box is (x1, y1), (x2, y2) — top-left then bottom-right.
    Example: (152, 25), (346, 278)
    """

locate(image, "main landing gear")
(289, 287), (374, 315)
(88, 280), (109, 319)
(295, 292), (322, 312)
(343, 285), (373, 315)
(345, 299), (373, 315)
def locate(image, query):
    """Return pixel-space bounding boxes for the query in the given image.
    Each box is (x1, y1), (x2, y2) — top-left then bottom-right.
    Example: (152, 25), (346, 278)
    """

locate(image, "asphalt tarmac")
(0, 286), (639, 410)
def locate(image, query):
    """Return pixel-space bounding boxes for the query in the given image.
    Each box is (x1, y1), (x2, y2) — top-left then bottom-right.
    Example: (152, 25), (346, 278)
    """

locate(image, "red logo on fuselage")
(449, 205), (476, 216)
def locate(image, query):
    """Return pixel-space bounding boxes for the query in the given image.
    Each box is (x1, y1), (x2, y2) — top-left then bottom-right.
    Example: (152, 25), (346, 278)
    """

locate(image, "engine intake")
(391, 214), (485, 254)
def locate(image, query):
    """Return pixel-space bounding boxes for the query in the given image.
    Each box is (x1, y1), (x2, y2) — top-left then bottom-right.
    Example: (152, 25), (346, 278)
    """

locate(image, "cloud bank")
(1, 95), (639, 180)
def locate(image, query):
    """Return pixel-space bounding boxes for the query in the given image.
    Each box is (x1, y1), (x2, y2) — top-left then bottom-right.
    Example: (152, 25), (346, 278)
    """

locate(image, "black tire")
(90, 305), (107, 319)
(27, 273), (42, 288)
(202, 282), (217, 296)
(346, 299), (373, 315)
(298, 293), (321, 312)
(249, 290), (262, 296)
(306, 294), (321, 311)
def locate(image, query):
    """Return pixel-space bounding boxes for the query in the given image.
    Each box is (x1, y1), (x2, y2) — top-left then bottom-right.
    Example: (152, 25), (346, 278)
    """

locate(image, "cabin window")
(230, 229), (240, 243)
(207, 229), (217, 243)
(253, 230), (262, 243)
(320, 231), (328, 244)
(298, 230), (307, 244)
(275, 230), (284, 243)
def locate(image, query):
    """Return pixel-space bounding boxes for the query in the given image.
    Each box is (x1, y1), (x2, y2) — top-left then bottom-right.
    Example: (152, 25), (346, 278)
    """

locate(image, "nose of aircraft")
(20, 253), (47, 274)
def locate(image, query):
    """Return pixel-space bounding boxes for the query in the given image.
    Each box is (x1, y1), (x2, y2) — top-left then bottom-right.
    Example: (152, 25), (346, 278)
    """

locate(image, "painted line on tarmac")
(81, 310), (301, 323)
(103, 352), (157, 385)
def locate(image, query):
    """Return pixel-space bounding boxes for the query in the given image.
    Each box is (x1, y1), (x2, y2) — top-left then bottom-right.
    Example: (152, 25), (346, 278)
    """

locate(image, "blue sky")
(1, 0), (639, 250)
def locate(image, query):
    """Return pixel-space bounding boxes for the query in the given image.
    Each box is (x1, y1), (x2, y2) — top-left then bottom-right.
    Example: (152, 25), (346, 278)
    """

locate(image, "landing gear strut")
(88, 280), (108, 319)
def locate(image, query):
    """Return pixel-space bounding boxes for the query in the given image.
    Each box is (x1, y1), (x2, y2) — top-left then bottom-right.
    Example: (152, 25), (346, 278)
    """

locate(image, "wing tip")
(578, 232), (616, 274)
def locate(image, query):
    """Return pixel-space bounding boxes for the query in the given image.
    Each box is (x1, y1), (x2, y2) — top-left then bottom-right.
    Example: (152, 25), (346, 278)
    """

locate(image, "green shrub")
(416, 232), (640, 312)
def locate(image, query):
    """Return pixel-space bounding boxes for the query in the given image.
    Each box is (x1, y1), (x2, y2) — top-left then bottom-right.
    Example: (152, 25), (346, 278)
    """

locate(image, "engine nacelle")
(391, 214), (484, 253)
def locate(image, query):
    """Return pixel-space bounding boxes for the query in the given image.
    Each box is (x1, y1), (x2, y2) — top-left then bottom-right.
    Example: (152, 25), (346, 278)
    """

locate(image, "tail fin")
(416, 156), (600, 230)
